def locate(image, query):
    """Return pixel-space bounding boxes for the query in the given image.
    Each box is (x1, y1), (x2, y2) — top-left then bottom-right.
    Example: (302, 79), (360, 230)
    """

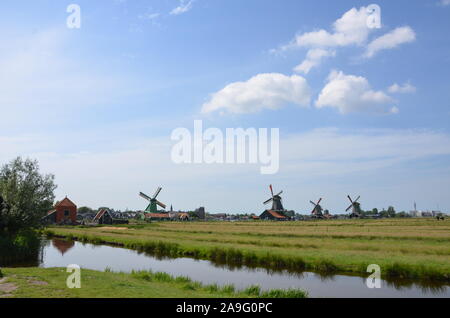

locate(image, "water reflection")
(130, 246), (448, 293)
(52, 239), (75, 255)
(14, 238), (450, 297)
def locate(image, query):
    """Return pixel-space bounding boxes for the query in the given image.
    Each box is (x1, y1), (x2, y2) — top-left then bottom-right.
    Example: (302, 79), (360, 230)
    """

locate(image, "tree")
(0, 157), (57, 235)
(387, 206), (396, 218)
(396, 211), (408, 218)
(78, 206), (94, 214)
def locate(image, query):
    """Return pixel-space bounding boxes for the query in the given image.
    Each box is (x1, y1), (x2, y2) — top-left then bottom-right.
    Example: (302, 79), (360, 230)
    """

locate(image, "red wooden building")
(44, 197), (78, 225)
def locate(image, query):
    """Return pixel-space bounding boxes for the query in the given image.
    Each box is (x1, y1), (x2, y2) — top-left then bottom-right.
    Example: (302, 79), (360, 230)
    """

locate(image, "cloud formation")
(280, 7), (371, 50)
(170, 0), (194, 15)
(201, 73), (311, 114)
(365, 26), (416, 58)
(273, 6), (416, 72)
(315, 71), (397, 114)
(294, 49), (336, 74)
(388, 82), (417, 94)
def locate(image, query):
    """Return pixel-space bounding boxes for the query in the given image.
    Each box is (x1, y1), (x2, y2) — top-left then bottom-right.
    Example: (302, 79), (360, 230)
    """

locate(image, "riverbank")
(0, 267), (307, 298)
(43, 219), (450, 283)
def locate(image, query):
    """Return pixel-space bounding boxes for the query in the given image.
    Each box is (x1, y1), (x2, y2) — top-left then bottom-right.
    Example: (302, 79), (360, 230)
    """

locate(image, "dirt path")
(0, 277), (18, 298)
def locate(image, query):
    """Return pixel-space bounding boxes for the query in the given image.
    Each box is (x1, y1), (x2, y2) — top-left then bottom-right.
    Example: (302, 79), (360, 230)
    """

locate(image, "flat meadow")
(45, 218), (450, 282)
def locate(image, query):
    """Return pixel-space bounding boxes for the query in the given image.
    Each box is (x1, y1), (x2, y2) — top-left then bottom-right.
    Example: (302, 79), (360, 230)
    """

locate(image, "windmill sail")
(139, 192), (152, 201)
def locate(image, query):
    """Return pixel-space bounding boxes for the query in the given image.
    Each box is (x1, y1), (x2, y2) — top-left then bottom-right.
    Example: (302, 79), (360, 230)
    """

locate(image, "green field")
(44, 218), (450, 282)
(0, 267), (306, 298)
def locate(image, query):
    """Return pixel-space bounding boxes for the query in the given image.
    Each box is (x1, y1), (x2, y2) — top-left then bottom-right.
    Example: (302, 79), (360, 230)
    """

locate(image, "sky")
(0, 0), (450, 214)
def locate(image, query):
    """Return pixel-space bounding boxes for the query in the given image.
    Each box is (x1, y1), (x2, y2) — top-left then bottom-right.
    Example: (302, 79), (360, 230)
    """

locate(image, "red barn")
(44, 197), (78, 225)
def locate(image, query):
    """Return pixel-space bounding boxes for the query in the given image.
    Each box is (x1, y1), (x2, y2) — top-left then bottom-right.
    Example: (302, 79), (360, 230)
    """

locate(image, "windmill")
(263, 185), (284, 211)
(310, 198), (324, 219)
(346, 195), (361, 218)
(139, 187), (166, 213)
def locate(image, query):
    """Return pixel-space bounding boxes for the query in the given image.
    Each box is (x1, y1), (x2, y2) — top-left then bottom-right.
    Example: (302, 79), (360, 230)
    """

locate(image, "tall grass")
(128, 269), (307, 298)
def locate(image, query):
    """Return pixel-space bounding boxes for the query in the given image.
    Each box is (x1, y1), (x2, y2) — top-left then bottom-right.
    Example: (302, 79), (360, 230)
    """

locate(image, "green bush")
(0, 230), (41, 265)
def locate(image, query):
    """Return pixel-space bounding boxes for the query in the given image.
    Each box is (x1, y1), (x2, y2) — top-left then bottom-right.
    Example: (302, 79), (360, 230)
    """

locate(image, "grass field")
(44, 218), (450, 283)
(0, 267), (306, 298)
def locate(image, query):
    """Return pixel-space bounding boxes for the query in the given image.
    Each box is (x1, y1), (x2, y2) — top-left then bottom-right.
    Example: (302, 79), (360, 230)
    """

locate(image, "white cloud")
(170, 0), (194, 15)
(272, 6), (416, 72)
(315, 70), (397, 114)
(276, 7), (372, 52)
(365, 26), (416, 58)
(294, 49), (336, 74)
(439, 0), (450, 6)
(388, 82), (416, 94)
(201, 73), (311, 114)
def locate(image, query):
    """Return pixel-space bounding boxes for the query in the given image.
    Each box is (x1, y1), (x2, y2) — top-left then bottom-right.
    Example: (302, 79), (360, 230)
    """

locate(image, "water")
(25, 238), (449, 298)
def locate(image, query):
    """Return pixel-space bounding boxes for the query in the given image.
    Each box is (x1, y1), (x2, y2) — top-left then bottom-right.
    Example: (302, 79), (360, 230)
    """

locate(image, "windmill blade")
(156, 200), (166, 209)
(269, 185), (274, 197)
(311, 207), (316, 214)
(139, 192), (152, 201)
(275, 191), (283, 197)
(310, 200), (317, 206)
(317, 198), (322, 205)
(354, 195), (360, 202)
(263, 198), (273, 205)
(153, 187), (162, 199)
(345, 204), (353, 212)
(347, 195), (353, 203)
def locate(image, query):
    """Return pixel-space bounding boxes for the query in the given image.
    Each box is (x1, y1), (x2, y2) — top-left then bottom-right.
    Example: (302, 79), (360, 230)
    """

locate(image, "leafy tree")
(387, 206), (396, 218)
(396, 211), (408, 218)
(78, 206), (94, 214)
(0, 157), (57, 235)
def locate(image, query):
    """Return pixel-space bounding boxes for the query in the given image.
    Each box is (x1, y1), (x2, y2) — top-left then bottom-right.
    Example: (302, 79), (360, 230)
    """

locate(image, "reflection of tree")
(383, 277), (448, 295)
(52, 239), (75, 255)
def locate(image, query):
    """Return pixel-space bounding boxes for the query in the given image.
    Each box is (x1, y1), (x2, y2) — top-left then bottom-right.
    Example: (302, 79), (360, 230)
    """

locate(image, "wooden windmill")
(139, 187), (166, 213)
(263, 185), (284, 211)
(310, 198), (324, 219)
(346, 195), (361, 218)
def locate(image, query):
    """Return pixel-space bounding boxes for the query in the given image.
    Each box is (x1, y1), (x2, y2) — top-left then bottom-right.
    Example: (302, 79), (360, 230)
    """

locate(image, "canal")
(19, 238), (448, 298)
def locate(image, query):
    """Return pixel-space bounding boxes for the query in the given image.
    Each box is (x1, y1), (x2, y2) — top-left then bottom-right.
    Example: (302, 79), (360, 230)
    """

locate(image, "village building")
(259, 210), (288, 221)
(92, 209), (129, 225)
(195, 207), (206, 220)
(145, 213), (171, 221)
(42, 197), (78, 225)
(93, 209), (114, 224)
(169, 212), (190, 221)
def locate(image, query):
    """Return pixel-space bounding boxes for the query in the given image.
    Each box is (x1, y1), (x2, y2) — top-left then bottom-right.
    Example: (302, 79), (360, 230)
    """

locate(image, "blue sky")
(1, 0), (450, 214)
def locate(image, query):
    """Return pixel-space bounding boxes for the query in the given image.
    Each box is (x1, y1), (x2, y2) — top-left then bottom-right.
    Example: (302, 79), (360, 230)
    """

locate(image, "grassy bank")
(0, 267), (307, 298)
(44, 218), (450, 283)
